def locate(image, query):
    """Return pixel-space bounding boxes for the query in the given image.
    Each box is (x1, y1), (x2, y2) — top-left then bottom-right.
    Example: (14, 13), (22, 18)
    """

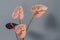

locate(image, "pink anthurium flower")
(32, 4), (48, 18)
(12, 6), (24, 20)
(14, 24), (26, 38)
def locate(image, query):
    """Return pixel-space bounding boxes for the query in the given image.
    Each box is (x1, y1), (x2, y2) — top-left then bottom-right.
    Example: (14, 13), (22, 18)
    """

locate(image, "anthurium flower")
(14, 24), (26, 38)
(6, 23), (18, 29)
(32, 4), (48, 18)
(12, 6), (24, 20)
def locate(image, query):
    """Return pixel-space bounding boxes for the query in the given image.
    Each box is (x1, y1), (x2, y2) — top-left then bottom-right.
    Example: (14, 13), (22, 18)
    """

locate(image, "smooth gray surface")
(0, 0), (60, 40)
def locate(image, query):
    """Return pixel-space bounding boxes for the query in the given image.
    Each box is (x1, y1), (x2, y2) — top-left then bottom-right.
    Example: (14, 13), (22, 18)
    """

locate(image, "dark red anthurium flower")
(6, 22), (18, 29)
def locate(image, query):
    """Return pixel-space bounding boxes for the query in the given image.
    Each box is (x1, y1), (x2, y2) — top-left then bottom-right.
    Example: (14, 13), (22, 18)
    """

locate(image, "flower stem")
(18, 19), (24, 40)
(11, 21), (18, 40)
(18, 19), (22, 24)
(13, 28), (19, 40)
(15, 32), (19, 40)
(22, 38), (24, 40)
(20, 38), (24, 40)
(20, 39), (21, 40)
(26, 16), (34, 31)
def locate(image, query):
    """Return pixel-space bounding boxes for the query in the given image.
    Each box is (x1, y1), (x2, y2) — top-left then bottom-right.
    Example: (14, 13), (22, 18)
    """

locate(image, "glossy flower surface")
(12, 6), (24, 20)
(6, 23), (18, 29)
(32, 4), (48, 18)
(14, 24), (26, 38)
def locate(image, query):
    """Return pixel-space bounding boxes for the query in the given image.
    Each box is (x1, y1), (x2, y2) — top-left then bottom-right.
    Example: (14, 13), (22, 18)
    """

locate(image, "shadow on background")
(27, 13), (58, 40)
(28, 31), (45, 40)
(44, 13), (57, 31)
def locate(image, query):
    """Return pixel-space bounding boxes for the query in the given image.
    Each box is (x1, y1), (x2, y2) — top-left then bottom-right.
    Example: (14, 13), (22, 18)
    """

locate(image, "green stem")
(18, 19), (24, 40)
(26, 16), (34, 31)
(15, 32), (19, 40)
(22, 38), (24, 40)
(18, 19), (22, 24)
(14, 28), (18, 40)
(20, 39), (22, 40)
(20, 38), (24, 40)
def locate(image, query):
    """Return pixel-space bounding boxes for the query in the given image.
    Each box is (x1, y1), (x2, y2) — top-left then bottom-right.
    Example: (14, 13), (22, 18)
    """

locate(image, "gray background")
(0, 0), (60, 40)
